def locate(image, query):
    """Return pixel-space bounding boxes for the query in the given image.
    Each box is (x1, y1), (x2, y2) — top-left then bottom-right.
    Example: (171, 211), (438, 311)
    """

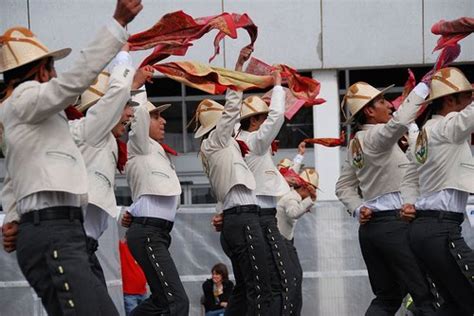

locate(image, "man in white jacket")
(402, 67), (474, 315)
(124, 82), (189, 315)
(335, 81), (437, 315)
(276, 144), (317, 316)
(195, 46), (275, 316)
(0, 1), (142, 314)
(236, 75), (297, 315)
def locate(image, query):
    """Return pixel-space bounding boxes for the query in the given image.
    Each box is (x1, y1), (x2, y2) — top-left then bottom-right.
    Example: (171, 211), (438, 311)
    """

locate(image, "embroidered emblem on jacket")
(350, 138), (364, 169)
(415, 128), (428, 164)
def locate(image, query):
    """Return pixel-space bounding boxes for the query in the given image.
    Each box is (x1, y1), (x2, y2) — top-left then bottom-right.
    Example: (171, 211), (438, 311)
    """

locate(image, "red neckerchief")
(64, 105), (84, 120)
(271, 140), (279, 155)
(236, 139), (249, 157)
(116, 139), (127, 173)
(160, 143), (178, 156)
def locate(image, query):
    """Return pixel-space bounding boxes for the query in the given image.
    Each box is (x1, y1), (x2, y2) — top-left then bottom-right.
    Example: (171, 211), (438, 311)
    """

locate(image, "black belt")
(223, 204), (260, 215)
(259, 208), (277, 216)
(371, 210), (399, 218)
(416, 210), (464, 222)
(132, 217), (174, 231)
(20, 207), (83, 225)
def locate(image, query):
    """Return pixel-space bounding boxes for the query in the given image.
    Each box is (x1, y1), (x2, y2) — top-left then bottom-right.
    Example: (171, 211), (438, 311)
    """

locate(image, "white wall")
(3, 0), (473, 72)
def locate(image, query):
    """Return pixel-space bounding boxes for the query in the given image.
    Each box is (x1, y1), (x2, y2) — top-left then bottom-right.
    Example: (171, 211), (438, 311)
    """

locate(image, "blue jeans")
(124, 293), (147, 316)
(205, 309), (225, 316)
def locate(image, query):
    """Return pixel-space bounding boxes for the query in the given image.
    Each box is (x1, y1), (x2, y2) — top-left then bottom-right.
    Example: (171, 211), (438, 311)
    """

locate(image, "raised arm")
(280, 194), (314, 220)
(11, 0), (143, 123)
(247, 72), (285, 155)
(365, 83), (428, 152)
(128, 90), (150, 155)
(79, 53), (135, 147)
(435, 102), (474, 144)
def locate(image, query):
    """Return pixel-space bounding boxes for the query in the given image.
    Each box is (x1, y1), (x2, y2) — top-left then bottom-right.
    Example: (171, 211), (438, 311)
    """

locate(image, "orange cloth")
(128, 10), (257, 67)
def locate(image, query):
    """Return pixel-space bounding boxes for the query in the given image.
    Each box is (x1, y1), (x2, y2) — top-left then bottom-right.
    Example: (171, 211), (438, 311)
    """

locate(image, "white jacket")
(237, 86), (289, 197)
(336, 90), (424, 213)
(69, 63), (134, 217)
(200, 89), (256, 203)
(276, 189), (314, 240)
(0, 20), (128, 209)
(126, 92), (181, 201)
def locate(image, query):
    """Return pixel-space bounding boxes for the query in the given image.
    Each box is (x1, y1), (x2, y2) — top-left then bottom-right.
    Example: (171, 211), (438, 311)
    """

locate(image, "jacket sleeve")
(207, 89), (243, 150)
(400, 132), (420, 204)
(434, 102), (474, 144)
(127, 91), (150, 156)
(280, 194), (314, 219)
(247, 86), (285, 155)
(364, 87), (425, 153)
(79, 63), (135, 147)
(10, 20), (128, 124)
(335, 159), (363, 215)
(290, 153), (304, 173)
(1, 174), (19, 223)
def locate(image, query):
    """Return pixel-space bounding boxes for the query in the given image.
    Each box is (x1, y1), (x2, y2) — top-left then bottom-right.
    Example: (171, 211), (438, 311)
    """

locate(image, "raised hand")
(272, 69), (282, 86)
(132, 65), (154, 89)
(235, 45), (254, 71)
(113, 0), (143, 27)
(297, 141), (306, 155)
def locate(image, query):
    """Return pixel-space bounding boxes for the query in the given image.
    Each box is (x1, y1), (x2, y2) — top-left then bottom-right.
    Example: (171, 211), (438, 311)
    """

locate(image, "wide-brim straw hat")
(194, 99), (224, 138)
(300, 168), (319, 188)
(240, 95), (269, 121)
(277, 158), (294, 170)
(0, 27), (71, 73)
(424, 67), (474, 104)
(341, 82), (394, 124)
(76, 71), (141, 112)
(146, 101), (171, 115)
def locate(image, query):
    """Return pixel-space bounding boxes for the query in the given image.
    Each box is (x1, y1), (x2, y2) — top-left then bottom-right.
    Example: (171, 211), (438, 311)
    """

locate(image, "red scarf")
(236, 139), (249, 157)
(160, 143), (178, 156)
(271, 140), (279, 155)
(64, 105), (84, 120)
(432, 17), (474, 51)
(304, 131), (346, 147)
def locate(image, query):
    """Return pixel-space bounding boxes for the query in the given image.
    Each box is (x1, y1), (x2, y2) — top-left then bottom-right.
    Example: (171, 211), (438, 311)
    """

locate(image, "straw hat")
(341, 82), (394, 124)
(299, 168), (319, 188)
(193, 99), (224, 138)
(146, 101), (171, 115)
(240, 95), (269, 121)
(424, 67), (474, 104)
(277, 158), (293, 170)
(0, 27), (71, 73)
(76, 72), (142, 112)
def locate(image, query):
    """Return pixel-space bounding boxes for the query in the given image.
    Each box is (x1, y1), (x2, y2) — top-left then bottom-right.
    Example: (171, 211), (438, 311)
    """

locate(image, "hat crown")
(341, 82), (393, 123)
(240, 96), (269, 120)
(0, 27), (51, 72)
(428, 67), (472, 102)
(197, 99), (224, 127)
(277, 158), (293, 170)
(299, 168), (319, 188)
(76, 72), (110, 112)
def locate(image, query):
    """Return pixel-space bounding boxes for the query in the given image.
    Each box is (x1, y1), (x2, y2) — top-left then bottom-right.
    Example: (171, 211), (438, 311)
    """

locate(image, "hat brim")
(343, 84), (395, 125)
(240, 110), (269, 121)
(149, 104), (171, 114)
(422, 86), (474, 105)
(0, 47), (71, 73)
(194, 122), (218, 139)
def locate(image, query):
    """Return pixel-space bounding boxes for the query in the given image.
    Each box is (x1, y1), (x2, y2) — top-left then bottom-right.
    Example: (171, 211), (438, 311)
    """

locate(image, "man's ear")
(362, 106), (374, 119)
(37, 64), (50, 83)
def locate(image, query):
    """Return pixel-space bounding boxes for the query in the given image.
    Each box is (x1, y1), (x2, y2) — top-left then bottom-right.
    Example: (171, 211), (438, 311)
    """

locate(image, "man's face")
(250, 113), (268, 131)
(149, 111), (166, 142)
(454, 91), (473, 111)
(112, 105), (134, 138)
(365, 95), (393, 124)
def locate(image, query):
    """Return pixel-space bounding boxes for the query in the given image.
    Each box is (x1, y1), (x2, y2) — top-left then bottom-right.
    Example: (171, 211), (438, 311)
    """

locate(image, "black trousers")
(284, 239), (303, 316)
(409, 214), (474, 316)
(85, 236), (106, 286)
(16, 211), (118, 316)
(358, 212), (436, 316)
(221, 208), (272, 316)
(126, 218), (189, 316)
(259, 210), (295, 316)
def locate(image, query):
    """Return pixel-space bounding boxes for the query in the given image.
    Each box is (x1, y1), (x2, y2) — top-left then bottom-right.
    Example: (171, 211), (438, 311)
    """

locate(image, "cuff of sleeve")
(273, 85), (283, 91)
(107, 18), (129, 43)
(293, 154), (304, 165)
(354, 205), (363, 219)
(413, 82), (430, 99)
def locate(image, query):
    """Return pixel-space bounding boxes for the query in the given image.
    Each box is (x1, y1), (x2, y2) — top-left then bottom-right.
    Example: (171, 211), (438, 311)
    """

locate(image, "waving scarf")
(128, 11), (257, 67)
(303, 131), (346, 148)
(432, 17), (474, 51)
